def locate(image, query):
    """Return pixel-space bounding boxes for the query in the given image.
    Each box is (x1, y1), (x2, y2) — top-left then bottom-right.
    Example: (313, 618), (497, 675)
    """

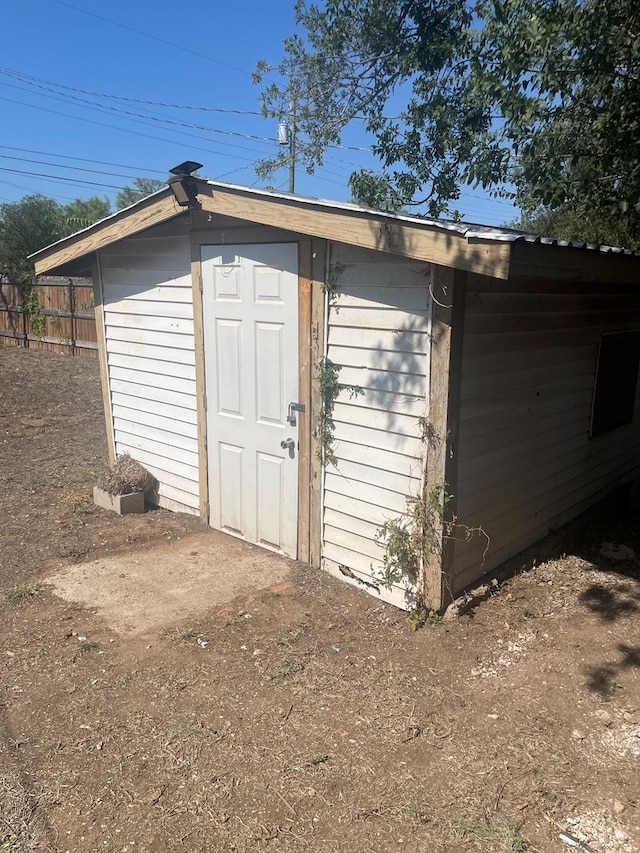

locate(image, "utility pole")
(288, 99), (296, 193)
(278, 99), (296, 193)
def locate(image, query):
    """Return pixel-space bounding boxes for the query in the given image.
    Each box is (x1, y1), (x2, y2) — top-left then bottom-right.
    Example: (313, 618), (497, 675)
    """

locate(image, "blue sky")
(2, 0), (518, 226)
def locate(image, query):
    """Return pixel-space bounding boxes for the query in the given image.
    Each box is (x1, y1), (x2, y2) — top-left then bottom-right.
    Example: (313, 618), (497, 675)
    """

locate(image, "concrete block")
(93, 486), (145, 515)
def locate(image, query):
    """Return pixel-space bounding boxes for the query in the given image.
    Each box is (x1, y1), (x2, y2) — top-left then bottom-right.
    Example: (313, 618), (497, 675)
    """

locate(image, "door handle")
(280, 437), (296, 450)
(287, 401), (305, 425)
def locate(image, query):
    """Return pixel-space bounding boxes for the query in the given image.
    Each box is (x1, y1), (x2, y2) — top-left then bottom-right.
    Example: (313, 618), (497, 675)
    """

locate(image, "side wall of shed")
(97, 219), (200, 514)
(321, 244), (431, 608)
(453, 275), (640, 592)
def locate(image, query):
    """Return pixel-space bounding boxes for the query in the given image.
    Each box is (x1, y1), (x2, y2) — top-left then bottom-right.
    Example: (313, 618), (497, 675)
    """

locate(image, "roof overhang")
(30, 179), (640, 284)
(31, 188), (187, 276)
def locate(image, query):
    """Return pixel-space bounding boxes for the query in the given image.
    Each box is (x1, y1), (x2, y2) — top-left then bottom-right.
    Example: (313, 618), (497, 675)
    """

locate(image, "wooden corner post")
(91, 258), (116, 465)
(190, 233), (209, 524)
(424, 265), (466, 610)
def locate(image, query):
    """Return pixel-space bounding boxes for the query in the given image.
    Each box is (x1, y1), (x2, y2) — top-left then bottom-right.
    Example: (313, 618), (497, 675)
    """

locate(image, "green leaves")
(0, 194), (112, 283)
(256, 0), (640, 245)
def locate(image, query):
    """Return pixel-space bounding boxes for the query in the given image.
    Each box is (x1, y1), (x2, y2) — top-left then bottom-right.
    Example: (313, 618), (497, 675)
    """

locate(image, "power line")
(0, 167), (124, 190)
(0, 145), (167, 176)
(0, 81), (277, 153)
(49, 0), (252, 76)
(0, 65), (264, 115)
(0, 66), (373, 155)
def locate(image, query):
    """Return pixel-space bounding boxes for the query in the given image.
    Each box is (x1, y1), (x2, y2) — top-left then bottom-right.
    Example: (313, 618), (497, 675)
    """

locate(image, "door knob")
(280, 437), (295, 450)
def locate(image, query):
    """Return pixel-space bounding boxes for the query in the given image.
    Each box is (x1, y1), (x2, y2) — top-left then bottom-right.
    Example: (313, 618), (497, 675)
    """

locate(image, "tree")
(61, 196), (111, 232)
(255, 0), (640, 245)
(116, 178), (164, 210)
(0, 195), (63, 283)
(0, 193), (111, 284)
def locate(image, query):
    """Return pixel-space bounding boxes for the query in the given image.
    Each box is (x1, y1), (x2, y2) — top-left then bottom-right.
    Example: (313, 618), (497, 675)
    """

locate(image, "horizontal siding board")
(322, 544), (383, 578)
(326, 458), (422, 495)
(336, 286), (429, 312)
(460, 435), (640, 531)
(459, 388), (593, 442)
(467, 291), (640, 315)
(459, 373), (594, 420)
(461, 358), (595, 402)
(458, 407), (590, 463)
(113, 417), (198, 453)
(463, 326), (613, 358)
(462, 343), (596, 380)
(325, 473), (413, 514)
(328, 343), (427, 374)
(104, 311), (195, 336)
(102, 299), (194, 319)
(338, 364), (426, 396)
(464, 308), (636, 336)
(324, 507), (382, 542)
(337, 388), (426, 418)
(103, 284), (193, 303)
(331, 419), (423, 457)
(108, 353), (196, 381)
(461, 424), (640, 507)
(115, 433), (200, 469)
(105, 338), (196, 366)
(110, 391), (198, 425)
(332, 401), (422, 436)
(328, 325), (428, 354)
(324, 491), (410, 529)
(109, 373), (196, 403)
(324, 524), (383, 564)
(106, 325), (195, 351)
(328, 306), (428, 331)
(111, 403), (198, 440)
(331, 438), (421, 476)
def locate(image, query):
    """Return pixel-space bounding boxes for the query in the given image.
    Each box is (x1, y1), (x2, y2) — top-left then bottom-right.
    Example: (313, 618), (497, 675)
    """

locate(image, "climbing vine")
(23, 287), (46, 338)
(375, 416), (489, 614)
(317, 356), (364, 467)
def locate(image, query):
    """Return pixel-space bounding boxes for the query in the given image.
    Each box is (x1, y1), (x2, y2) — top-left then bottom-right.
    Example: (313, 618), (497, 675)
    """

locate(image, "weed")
(472, 813), (530, 852)
(172, 626), (197, 642)
(4, 585), (39, 605)
(308, 753), (329, 766)
(76, 640), (98, 653)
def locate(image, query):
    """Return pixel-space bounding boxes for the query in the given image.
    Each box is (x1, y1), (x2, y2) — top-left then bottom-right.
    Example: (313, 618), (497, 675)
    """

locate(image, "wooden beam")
(92, 258), (116, 465)
(190, 229), (209, 524)
(197, 184), (512, 279)
(33, 191), (185, 275)
(297, 239), (313, 563)
(423, 265), (466, 610)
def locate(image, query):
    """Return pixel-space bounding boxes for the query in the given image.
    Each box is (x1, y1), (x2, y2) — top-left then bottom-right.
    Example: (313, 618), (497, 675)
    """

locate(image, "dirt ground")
(1, 345), (639, 853)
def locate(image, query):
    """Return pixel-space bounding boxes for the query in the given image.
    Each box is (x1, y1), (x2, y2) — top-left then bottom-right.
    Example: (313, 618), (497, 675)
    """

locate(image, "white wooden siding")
(98, 220), (199, 514)
(453, 276), (640, 592)
(321, 244), (430, 607)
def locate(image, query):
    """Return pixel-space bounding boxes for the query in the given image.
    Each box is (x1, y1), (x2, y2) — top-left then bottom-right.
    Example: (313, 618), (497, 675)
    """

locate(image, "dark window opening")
(591, 331), (640, 437)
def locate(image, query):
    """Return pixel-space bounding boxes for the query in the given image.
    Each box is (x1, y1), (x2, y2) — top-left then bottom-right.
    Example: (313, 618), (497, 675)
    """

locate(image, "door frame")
(190, 233), (313, 563)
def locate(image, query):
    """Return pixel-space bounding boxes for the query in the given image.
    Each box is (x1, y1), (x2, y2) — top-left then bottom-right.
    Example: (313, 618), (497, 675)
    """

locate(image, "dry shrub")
(96, 453), (155, 496)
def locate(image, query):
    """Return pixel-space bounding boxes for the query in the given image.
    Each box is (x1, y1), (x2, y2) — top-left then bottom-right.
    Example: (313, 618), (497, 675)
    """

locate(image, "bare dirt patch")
(1, 344), (640, 853)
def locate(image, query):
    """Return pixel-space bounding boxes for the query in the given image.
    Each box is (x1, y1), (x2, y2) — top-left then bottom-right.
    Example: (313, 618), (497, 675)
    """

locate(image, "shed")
(31, 178), (640, 610)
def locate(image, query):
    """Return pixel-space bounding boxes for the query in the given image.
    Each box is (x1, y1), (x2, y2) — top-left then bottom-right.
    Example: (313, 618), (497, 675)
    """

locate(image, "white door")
(201, 243), (299, 556)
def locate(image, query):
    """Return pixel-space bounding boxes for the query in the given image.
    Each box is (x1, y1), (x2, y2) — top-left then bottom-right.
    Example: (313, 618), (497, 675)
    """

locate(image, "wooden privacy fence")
(0, 276), (98, 357)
